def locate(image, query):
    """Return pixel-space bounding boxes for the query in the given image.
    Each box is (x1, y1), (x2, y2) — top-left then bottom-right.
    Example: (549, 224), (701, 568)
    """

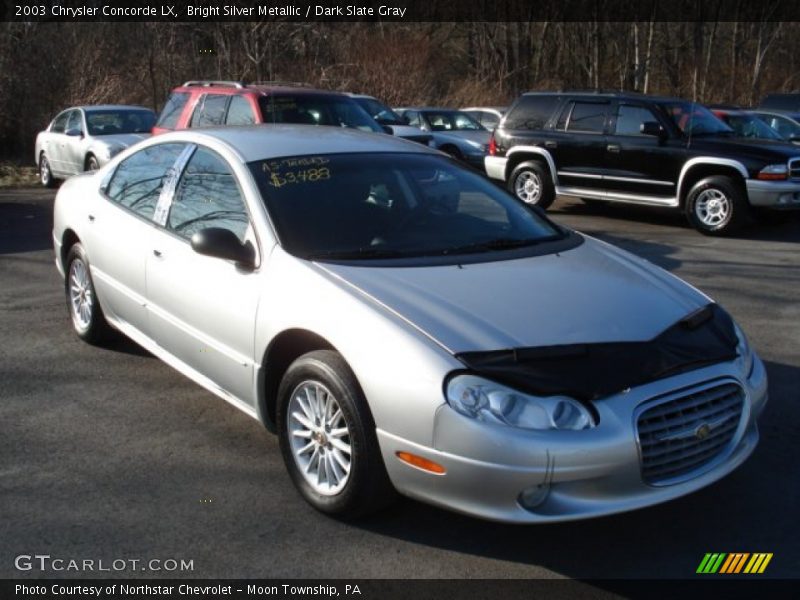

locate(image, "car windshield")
(249, 153), (563, 261)
(658, 102), (734, 136)
(754, 113), (800, 138)
(85, 110), (155, 135)
(723, 113), (785, 141)
(355, 97), (406, 125)
(423, 111), (486, 132)
(259, 95), (383, 133)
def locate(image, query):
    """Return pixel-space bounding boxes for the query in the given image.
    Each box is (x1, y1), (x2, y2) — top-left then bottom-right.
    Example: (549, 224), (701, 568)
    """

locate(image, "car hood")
(315, 237), (709, 354)
(93, 133), (151, 148)
(432, 130), (491, 146)
(690, 136), (800, 160)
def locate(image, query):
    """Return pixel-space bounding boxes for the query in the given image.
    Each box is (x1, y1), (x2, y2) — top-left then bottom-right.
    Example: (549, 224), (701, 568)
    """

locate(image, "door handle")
(607, 144), (621, 153)
(153, 249), (163, 258)
(544, 141), (557, 149)
(87, 214), (95, 222)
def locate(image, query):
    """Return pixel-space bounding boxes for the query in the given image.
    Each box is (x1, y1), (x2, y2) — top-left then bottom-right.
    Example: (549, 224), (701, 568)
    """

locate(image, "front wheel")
(86, 155), (99, 171)
(684, 176), (751, 236)
(65, 244), (112, 344)
(508, 161), (555, 209)
(277, 350), (396, 519)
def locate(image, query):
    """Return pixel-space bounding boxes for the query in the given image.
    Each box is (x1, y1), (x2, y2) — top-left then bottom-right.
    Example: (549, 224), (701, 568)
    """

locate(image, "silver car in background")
(52, 125), (766, 522)
(35, 105), (155, 187)
(396, 107), (491, 169)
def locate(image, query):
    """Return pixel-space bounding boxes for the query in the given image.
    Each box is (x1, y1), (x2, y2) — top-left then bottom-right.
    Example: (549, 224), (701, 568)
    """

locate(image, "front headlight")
(446, 374), (595, 431)
(734, 322), (754, 378)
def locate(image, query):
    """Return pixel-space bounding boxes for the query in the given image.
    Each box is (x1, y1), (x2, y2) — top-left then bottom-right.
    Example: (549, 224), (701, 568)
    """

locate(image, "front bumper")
(746, 179), (800, 208)
(377, 357), (767, 523)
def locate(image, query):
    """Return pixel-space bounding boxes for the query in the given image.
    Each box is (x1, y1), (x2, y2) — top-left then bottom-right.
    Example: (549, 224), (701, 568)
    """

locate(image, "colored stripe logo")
(697, 552), (773, 574)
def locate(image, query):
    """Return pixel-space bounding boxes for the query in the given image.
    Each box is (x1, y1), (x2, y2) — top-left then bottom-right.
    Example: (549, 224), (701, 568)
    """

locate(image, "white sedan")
(35, 105), (155, 187)
(52, 125), (766, 522)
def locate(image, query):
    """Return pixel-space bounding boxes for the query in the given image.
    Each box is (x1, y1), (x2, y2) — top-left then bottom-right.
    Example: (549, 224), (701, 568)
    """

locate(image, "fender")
(677, 157), (749, 200)
(505, 146), (560, 186)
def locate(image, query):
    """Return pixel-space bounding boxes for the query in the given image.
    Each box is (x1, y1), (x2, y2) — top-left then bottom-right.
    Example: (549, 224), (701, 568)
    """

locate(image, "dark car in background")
(752, 110), (800, 145)
(709, 106), (788, 143)
(396, 107), (490, 169)
(486, 91), (800, 235)
(345, 93), (433, 146)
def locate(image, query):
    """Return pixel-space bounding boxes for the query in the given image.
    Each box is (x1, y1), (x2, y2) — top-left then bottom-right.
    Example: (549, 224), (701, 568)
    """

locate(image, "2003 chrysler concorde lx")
(52, 125), (767, 522)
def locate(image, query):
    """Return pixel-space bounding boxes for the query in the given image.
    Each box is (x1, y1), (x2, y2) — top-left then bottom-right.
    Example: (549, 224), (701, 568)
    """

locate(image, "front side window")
(658, 102), (733, 136)
(105, 143), (186, 219)
(156, 92), (190, 129)
(404, 111), (421, 127)
(249, 153), (562, 262)
(66, 110), (83, 134)
(356, 97), (405, 125)
(566, 102), (608, 133)
(167, 148), (249, 242)
(191, 94), (229, 128)
(615, 105), (660, 136)
(51, 112), (70, 133)
(86, 110), (155, 135)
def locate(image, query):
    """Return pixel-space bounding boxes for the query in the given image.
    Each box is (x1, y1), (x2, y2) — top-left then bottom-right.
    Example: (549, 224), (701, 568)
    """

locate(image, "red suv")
(153, 80), (385, 134)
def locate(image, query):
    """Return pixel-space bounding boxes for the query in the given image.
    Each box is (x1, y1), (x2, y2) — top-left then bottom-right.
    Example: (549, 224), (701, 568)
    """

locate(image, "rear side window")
(504, 95), (561, 130)
(566, 102), (608, 133)
(226, 95), (255, 125)
(168, 147), (249, 242)
(190, 94), (229, 127)
(105, 143), (185, 219)
(156, 92), (190, 129)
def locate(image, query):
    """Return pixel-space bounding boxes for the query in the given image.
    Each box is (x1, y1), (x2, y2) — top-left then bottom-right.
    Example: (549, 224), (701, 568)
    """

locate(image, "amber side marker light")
(396, 451), (446, 474)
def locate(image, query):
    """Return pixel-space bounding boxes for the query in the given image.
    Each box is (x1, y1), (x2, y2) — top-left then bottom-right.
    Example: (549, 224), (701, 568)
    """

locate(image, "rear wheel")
(40, 154), (56, 188)
(277, 350), (396, 518)
(684, 176), (750, 236)
(508, 161), (555, 209)
(86, 155), (99, 171)
(65, 244), (112, 344)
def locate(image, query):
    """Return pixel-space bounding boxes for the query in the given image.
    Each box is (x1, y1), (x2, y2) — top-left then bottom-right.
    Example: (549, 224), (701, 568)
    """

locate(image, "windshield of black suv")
(259, 94), (383, 133)
(250, 153), (563, 261)
(723, 113), (785, 140)
(354, 97), (406, 125)
(85, 109), (155, 135)
(423, 111), (486, 132)
(658, 102), (734, 136)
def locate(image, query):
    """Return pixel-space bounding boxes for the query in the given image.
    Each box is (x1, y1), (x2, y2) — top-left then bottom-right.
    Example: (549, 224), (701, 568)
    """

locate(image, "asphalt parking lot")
(1, 187), (798, 581)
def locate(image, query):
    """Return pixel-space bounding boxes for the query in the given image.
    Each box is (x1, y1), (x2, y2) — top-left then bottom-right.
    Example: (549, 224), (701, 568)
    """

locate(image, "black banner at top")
(4, 0), (800, 23)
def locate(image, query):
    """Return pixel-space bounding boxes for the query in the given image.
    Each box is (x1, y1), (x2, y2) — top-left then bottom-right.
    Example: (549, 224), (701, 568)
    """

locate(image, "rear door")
(603, 102), (683, 200)
(547, 99), (611, 193)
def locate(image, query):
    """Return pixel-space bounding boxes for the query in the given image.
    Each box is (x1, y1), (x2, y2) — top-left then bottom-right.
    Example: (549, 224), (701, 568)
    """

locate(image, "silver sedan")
(52, 125), (767, 522)
(35, 105), (155, 188)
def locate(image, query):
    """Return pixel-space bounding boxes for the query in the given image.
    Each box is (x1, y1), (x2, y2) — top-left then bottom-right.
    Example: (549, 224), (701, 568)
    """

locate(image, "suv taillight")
(488, 133), (497, 156)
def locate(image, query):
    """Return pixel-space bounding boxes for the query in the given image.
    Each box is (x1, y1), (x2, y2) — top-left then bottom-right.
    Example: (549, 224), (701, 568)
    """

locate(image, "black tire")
(86, 154), (99, 171)
(64, 243), (113, 344)
(277, 350), (397, 519)
(684, 175), (751, 236)
(508, 160), (555, 209)
(40, 154), (56, 188)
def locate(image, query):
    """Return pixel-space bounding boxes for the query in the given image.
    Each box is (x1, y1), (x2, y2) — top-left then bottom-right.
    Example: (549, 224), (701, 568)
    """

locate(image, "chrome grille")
(637, 382), (744, 485)
(789, 158), (800, 180)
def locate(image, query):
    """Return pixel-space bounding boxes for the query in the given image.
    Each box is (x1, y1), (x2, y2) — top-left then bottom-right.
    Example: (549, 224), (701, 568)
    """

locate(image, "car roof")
(402, 107), (467, 113)
(151, 124), (441, 162)
(462, 106), (506, 112)
(520, 90), (689, 104)
(173, 82), (343, 98)
(72, 105), (153, 112)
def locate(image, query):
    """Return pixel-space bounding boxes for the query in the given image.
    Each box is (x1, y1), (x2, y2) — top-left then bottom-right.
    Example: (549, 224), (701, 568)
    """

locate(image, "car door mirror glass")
(191, 227), (255, 268)
(65, 127), (82, 137)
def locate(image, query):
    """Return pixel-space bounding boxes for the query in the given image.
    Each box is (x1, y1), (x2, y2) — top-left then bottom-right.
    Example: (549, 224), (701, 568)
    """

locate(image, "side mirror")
(640, 121), (666, 139)
(65, 128), (82, 137)
(191, 227), (255, 269)
(381, 124), (394, 135)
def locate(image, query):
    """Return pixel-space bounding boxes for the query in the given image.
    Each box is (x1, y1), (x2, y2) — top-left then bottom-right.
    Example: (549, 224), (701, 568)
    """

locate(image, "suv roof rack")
(250, 81), (315, 88)
(182, 80), (245, 89)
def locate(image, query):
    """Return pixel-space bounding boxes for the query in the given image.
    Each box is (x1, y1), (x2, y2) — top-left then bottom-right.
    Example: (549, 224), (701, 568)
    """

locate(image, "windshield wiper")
(436, 237), (544, 256)
(307, 247), (409, 260)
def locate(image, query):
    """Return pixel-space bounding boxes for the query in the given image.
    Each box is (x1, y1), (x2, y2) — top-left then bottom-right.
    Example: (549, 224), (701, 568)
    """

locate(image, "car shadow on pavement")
(101, 334), (154, 358)
(352, 358), (798, 579)
(0, 201), (54, 254)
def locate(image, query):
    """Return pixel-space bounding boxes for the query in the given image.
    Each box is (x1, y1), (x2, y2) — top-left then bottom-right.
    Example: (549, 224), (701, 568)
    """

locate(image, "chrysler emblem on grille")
(695, 423), (712, 440)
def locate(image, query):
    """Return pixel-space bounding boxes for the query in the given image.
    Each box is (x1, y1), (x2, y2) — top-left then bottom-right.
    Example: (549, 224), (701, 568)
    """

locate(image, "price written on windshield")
(267, 167), (331, 188)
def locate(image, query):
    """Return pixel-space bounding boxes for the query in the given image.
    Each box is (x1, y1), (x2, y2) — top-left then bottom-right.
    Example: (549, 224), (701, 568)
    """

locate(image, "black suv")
(487, 91), (800, 234)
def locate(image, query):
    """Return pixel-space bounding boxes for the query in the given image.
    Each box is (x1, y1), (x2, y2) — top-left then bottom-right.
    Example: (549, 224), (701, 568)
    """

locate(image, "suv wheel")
(509, 161), (555, 209)
(277, 350), (397, 519)
(684, 176), (750, 236)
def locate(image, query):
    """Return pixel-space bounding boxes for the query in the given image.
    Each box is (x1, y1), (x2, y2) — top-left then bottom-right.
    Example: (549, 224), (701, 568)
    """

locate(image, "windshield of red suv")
(658, 101), (733, 136)
(259, 94), (383, 133)
(85, 109), (155, 135)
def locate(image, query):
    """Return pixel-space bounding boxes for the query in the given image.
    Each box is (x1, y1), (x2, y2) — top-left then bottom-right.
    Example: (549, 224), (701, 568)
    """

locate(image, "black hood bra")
(456, 303), (739, 402)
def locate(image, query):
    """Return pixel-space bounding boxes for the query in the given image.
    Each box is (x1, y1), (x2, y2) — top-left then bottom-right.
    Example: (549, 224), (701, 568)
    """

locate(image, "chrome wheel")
(287, 380), (351, 496)
(68, 258), (93, 330)
(40, 157), (51, 186)
(515, 170), (542, 204)
(87, 156), (99, 171)
(694, 188), (731, 228)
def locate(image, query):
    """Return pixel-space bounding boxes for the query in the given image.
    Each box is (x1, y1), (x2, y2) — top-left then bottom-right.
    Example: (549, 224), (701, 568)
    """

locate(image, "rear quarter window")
(156, 92), (190, 129)
(503, 95), (561, 130)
